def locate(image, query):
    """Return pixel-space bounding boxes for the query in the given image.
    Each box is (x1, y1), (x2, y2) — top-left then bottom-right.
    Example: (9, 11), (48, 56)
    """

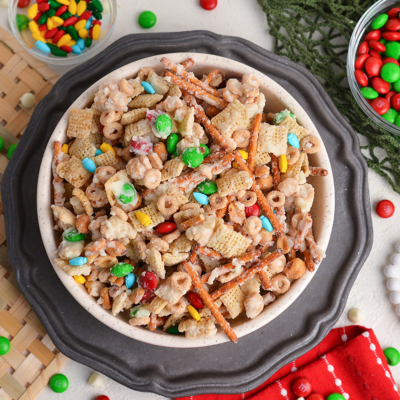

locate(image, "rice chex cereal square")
(67, 108), (93, 139)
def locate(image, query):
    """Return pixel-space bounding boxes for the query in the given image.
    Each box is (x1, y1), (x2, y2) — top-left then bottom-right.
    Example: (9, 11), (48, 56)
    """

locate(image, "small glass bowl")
(347, 0), (400, 135)
(8, 0), (117, 67)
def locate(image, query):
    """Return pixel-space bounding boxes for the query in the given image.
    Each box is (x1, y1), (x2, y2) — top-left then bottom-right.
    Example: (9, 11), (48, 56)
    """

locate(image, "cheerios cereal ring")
(103, 122), (123, 140)
(266, 191), (285, 208)
(238, 191), (257, 207)
(143, 169), (162, 189)
(157, 194), (179, 217)
(232, 129), (250, 148)
(271, 274), (291, 294)
(86, 184), (108, 208)
(286, 147), (300, 165)
(209, 193), (228, 210)
(100, 110), (116, 126)
(95, 166), (116, 185)
(301, 135), (321, 154)
(243, 216), (262, 235)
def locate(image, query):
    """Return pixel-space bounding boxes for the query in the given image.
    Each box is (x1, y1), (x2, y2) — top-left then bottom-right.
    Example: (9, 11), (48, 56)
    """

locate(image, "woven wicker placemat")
(0, 25), (68, 400)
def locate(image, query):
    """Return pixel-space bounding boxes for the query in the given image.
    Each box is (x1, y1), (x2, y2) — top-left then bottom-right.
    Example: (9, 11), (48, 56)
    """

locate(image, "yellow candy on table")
(57, 33), (72, 48)
(56, 0), (70, 5)
(76, 0), (87, 16)
(47, 18), (54, 30)
(74, 275), (86, 284)
(78, 28), (88, 39)
(65, 40), (76, 47)
(100, 143), (115, 155)
(68, 0), (77, 15)
(238, 150), (248, 160)
(279, 154), (288, 173)
(51, 16), (64, 27)
(61, 144), (68, 154)
(27, 3), (38, 19)
(136, 211), (151, 227)
(32, 33), (46, 43)
(29, 21), (40, 35)
(92, 24), (101, 41)
(74, 20), (86, 31)
(187, 305), (201, 321)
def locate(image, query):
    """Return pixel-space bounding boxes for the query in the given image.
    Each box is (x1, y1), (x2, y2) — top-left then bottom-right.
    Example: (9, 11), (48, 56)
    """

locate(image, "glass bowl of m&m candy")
(8, 0), (116, 66)
(348, 0), (400, 134)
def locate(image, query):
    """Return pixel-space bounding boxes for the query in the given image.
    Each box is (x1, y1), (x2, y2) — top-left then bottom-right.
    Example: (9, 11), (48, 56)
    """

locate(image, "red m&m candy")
(245, 203), (260, 217)
(372, 77), (390, 94)
(385, 18), (400, 31)
(307, 394), (324, 400)
(138, 271), (158, 291)
(354, 70), (368, 87)
(376, 200), (395, 218)
(383, 57), (400, 66)
(369, 40), (386, 52)
(388, 7), (400, 18)
(365, 30), (381, 41)
(187, 291), (204, 309)
(370, 97), (390, 115)
(200, 0), (217, 10)
(365, 57), (383, 76)
(383, 31), (400, 41)
(156, 221), (176, 234)
(369, 50), (381, 59)
(95, 396), (110, 400)
(291, 377), (312, 397)
(386, 90), (396, 103)
(355, 54), (370, 69)
(357, 41), (369, 55)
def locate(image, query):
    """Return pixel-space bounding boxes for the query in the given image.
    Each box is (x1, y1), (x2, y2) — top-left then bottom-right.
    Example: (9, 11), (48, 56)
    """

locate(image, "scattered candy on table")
(326, 394), (346, 400)
(49, 373), (69, 393)
(291, 377), (312, 397)
(0, 336), (11, 355)
(0, 137), (4, 152)
(307, 394), (324, 400)
(376, 199), (395, 218)
(88, 372), (104, 387)
(7, 143), (17, 159)
(94, 396), (110, 400)
(384, 347), (400, 366)
(138, 10), (156, 29)
(20, 92), (35, 108)
(348, 307), (364, 323)
(200, 0), (217, 11)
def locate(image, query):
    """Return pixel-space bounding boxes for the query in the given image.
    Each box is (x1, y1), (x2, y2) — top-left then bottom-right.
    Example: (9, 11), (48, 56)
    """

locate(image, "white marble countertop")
(1, 1), (400, 399)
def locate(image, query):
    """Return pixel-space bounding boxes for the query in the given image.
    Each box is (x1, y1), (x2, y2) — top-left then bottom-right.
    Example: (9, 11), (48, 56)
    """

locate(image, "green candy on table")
(16, 14), (29, 31)
(382, 108), (398, 124)
(167, 133), (179, 153)
(92, 0), (103, 12)
(0, 137), (4, 152)
(385, 42), (400, 60)
(85, 37), (92, 48)
(49, 374), (69, 393)
(138, 11), (157, 29)
(7, 143), (17, 159)
(371, 13), (388, 30)
(110, 263), (133, 277)
(197, 180), (218, 195)
(200, 144), (210, 158)
(380, 63), (400, 83)
(327, 394), (345, 400)
(0, 336), (11, 355)
(384, 347), (400, 366)
(360, 87), (378, 99)
(182, 147), (204, 168)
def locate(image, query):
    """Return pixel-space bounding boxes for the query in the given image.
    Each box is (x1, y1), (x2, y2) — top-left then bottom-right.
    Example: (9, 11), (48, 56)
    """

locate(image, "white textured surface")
(0, 0), (400, 398)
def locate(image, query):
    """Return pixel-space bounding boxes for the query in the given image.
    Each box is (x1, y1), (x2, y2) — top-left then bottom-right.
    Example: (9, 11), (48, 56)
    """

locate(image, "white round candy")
(395, 241), (400, 253)
(348, 307), (364, 323)
(396, 304), (400, 317)
(390, 253), (400, 266)
(20, 93), (35, 109)
(384, 265), (400, 278)
(387, 278), (400, 291)
(87, 372), (104, 388)
(390, 292), (400, 305)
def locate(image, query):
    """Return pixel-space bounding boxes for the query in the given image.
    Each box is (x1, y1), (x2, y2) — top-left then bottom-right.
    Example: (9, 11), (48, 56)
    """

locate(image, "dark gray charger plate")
(2, 31), (373, 397)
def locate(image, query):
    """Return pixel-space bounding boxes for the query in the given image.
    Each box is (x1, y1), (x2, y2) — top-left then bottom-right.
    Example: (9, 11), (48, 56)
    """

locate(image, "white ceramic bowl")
(37, 53), (335, 348)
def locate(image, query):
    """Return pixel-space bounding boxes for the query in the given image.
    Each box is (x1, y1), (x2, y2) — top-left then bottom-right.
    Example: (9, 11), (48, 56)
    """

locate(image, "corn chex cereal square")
(63, 182), (74, 201)
(142, 296), (167, 314)
(91, 151), (120, 170)
(207, 224), (251, 258)
(279, 116), (310, 143)
(257, 123), (288, 157)
(147, 248), (165, 279)
(166, 185), (188, 208)
(211, 100), (249, 136)
(174, 208), (204, 230)
(169, 235), (193, 254)
(163, 252), (189, 266)
(282, 152), (305, 181)
(216, 170), (253, 197)
(67, 108), (93, 139)
(166, 84), (182, 98)
(161, 157), (186, 181)
(128, 202), (165, 232)
(220, 286), (245, 319)
(69, 138), (96, 160)
(128, 94), (163, 109)
(89, 131), (103, 146)
(255, 151), (271, 167)
(121, 108), (148, 126)
(57, 156), (92, 188)
(124, 119), (152, 144)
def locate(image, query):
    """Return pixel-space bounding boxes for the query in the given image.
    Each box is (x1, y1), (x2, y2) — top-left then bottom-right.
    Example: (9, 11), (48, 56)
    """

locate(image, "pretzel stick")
(183, 90), (231, 148)
(52, 141), (65, 207)
(293, 213), (312, 251)
(182, 260), (238, 343)
(161, 58), (221, 97)
(216, 194), (235, 218)
(233, 151), (284, 235)
(302, 247), (315, 272)
(305, 231), (321, 264)
(166, 71), (228, 109)
(258, 270), (272, 290)
(181, 58), (195, 69)
(247, 113), (262, 173)
(193, 244), (224, 260)
(275, 205), (286, 232)
(189, 251), (197, 264)
(203, 149), (225, 163)
(210, 249), (283, 300)
(181, 214), (205, 230)
(309, 166), (328, 177)
(204, 69), (219, 85)
(270, 153), (281, 190)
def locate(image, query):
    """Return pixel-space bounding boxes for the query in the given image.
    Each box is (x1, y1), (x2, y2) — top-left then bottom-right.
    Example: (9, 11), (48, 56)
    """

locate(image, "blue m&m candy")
(193, 192), (209, 205)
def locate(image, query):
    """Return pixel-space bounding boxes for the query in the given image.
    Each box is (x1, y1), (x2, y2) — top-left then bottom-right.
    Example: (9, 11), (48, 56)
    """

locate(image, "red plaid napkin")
(177, 326), (400, 400)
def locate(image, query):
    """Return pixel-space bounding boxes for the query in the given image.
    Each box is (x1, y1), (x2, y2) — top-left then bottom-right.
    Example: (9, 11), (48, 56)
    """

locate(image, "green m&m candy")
(63, 229), (86, 242)
(379, 38), (388, 47)
(381, 63), (400, 83)
(7, 143), (17, 159)
(0, 336), (11, 355)
(167, 133), (179, 153)
(182, 147), (204, 168)
(167, 326), (181, 334)
(0, 137), (4, 152)
(360, 87), (378, 99)
(197, 180), (218, 195)
(49, 374), (69, 393)
(118, 183), (136, 204)
(395, 114), (400, 127)
(371, 13), (388, 30)
(138, 11), (157, 29)
(384, 347), (400, 366)
(200, 144), (210, 158)
(385, 42), (400, 60)
(382, 108), (399, 124)
(16, 14), (29, 31)
(155, 114), (173, 138)
(327, 394), (345, 400)
(393, 78), (400, 92)
(110, 263), (134, 277)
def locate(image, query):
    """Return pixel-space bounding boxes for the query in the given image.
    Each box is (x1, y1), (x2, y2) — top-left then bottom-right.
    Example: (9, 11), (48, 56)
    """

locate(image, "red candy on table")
(357, 41), (369, 55)
(186, 291), (204, 309)
(17, 0), (30, 8)
(385, 18), (400, 31)
(382, 57), (400, 66)
(391, 93), (400, 111)
(156, 222), (176, 234)
(376, 200), (395, 218)
(364, 57), (382, 76)
(372, 77), (390, 94)
(291, 378), (312, 397)
(386, 90), (396, 103)
(200, 0), (217, 10)
(138, 271), (158, 291)
(382, 31), (400, 41)
(368, 49), (381, 59)
(354, 54), (370, 69)
(365, 30), (381, 41)
(245, 203), (260, 217)
(370, 97), (390, 114)
(368, 40), (386, 52)
(307, 394), (324, 400)
(94, 396), (110, 400)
